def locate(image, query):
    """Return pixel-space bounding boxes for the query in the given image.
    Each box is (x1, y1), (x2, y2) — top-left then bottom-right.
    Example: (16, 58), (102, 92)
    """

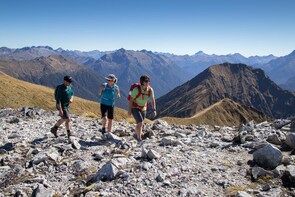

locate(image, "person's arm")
(150, 88), (156, 117)
(128, 98), (133, 116)
(56, 87), (63, 115)
(116, 86), (121, 99)
(127, 87), (137, 116)
(99, 84), (104, 96)
(150, 97), (157, 117)
(69, 96), (74, 103)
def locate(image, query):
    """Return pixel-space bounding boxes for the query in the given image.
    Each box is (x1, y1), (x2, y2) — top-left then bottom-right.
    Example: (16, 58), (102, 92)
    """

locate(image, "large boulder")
(286, 133), (295, 148)
(253, 144), (282, 170)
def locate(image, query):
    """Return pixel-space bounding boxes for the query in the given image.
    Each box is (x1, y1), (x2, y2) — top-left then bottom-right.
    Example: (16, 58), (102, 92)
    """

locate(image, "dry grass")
(0, 72), (129, 121)
(161, 98), (271, 126)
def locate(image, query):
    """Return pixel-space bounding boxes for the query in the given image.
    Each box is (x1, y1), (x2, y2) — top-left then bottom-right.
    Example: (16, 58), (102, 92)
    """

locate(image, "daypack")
(101, 83), (117, 100)
(54, 84), (62, 102)
(128, 83), (151, 109)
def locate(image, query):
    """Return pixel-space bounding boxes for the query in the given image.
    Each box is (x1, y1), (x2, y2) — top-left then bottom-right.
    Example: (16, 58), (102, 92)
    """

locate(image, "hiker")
(99, 74), (120, 134)
(51, 75), (74, 138)
(128, 75), (156, 141)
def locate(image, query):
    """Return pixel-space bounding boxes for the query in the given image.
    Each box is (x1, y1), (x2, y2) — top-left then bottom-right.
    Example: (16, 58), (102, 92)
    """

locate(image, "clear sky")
(0, 0), (294, 57)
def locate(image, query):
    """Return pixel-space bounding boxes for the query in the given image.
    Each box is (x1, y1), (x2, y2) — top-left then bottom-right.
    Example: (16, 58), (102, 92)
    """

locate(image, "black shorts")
(56, 104), (70, 119)
(101, 104), (114, 119)
(61, 108), (70, 119)
(131, 108), (146, 123)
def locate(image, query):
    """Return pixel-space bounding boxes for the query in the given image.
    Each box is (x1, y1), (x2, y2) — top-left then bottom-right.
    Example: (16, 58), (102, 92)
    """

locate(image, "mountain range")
(156, 63), (295, 119)
(0, 55), (106, 105)
(84, 48), (188, 98)
(0, 71), (269, 125)
(163, 51), (277, 78)
(1, 46), (295, 119)
(260, 50), (295, 86)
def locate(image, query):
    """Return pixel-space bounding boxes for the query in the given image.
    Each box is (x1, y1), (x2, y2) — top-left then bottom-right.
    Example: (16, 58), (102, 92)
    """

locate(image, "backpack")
(128, 83), (151, 109)
(101, 83), (117, 101)
(54, 84), (62, 101)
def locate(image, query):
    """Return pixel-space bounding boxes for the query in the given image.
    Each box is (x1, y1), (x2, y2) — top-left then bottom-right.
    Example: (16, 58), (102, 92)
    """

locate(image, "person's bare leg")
(107, 119), (113, 132)
(65, 118), (70, 130)
(135, 121), (143, 139)
(65, 118), (72, 137)
(56, 119), (65, 127)
(102, 116), (107, 129)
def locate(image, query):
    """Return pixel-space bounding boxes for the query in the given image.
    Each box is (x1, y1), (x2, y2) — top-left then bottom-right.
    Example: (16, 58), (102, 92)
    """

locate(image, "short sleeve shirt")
(131, 85), (154, 111)
(56, 84), (74, 109)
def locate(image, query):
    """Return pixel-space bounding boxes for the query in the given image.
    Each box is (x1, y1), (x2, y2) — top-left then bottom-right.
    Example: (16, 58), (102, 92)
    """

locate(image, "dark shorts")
(131, 108), (146, 124)
(61, 108), (70, 119)
(101, 104), (114, 119)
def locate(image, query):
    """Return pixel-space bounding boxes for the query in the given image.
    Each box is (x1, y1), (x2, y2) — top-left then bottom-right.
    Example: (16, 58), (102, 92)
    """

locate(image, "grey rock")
(31, 184), (55, 197)
(160, 137), (183, 146)
(236, 191), (252, 197)
(282, 165), (295, 187)
(290, 119), (295, 132)
(71, 138), (81, 149)
(266, 134), (281, 145)
(92, 161), (119, 182)
(156, 173), (165, 182)
(253, 144), (282, 170)
(147, 149), (161, 160)
(141, 161), (153, 170)
(286, 133), (295, 148)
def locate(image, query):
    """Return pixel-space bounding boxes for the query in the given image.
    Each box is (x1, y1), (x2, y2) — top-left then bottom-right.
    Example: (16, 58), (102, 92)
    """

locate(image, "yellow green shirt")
(131, 85), (154, 111)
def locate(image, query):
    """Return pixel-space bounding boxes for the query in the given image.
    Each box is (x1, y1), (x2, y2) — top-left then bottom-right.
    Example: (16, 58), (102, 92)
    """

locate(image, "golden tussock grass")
(0, 72), (129, 121)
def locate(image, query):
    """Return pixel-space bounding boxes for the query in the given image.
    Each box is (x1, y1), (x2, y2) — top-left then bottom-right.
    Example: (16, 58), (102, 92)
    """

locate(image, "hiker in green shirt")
(128, 75), (157, 141)
(51, 76), (74, 139)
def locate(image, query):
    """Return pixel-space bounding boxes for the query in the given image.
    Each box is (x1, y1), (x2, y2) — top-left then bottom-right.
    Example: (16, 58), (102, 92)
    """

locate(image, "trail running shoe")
(50, 126), (58, 138)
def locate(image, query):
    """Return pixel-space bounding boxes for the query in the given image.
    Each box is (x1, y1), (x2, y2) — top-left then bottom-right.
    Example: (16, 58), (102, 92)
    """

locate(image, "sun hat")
(105, 74), (117, 83)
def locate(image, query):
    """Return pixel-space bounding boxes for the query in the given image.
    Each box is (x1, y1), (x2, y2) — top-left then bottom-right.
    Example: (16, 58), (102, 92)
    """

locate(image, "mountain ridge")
(156, 63), (295, 119)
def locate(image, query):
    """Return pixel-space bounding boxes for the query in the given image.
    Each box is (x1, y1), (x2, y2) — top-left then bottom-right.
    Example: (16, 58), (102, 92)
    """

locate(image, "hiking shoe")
(67, 130), (72, 138)
(133, 133), (142, 142)
(50, 127), (58, 138)
(100, 128), (106, 134)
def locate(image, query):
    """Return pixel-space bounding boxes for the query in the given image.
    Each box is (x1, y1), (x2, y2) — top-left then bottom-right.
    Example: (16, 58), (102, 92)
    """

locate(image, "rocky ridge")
(1, 107), (295, 196)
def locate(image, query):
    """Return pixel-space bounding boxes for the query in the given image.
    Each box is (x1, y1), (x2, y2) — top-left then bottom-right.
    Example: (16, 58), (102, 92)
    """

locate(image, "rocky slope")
(1, 107), (295, 196)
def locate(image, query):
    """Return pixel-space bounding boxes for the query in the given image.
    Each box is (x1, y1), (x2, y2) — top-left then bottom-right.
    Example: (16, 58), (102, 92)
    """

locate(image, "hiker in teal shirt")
(99, 74), (120, 134)
(51, 76), (74, 139)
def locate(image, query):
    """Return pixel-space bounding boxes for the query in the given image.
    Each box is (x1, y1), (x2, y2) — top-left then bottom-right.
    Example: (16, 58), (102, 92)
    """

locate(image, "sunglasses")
(144, 80), (150, 83)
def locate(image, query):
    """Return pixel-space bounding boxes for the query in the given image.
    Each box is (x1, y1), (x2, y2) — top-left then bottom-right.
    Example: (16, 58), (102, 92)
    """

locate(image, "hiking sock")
(67, 130), (72, 137)
(101, 127), (106, 134)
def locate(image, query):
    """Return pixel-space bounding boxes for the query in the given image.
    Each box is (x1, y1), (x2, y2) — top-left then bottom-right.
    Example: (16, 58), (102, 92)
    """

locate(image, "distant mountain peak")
(289, 50), (295, 56)
(194, 51), (207, 56)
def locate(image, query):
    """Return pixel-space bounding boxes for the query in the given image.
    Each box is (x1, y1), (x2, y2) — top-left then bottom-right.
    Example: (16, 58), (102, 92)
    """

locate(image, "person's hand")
(59, 110), (63, 117)
(127, 109), (131, 116)
(152, 110), (157, 118)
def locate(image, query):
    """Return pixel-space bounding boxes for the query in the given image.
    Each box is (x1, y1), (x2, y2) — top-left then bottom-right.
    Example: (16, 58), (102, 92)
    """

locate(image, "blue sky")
(0, 0), (294, 57)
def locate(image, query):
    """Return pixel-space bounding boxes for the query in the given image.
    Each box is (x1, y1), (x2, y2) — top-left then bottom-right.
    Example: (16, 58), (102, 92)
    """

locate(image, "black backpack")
(54, 84), (62, 101)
